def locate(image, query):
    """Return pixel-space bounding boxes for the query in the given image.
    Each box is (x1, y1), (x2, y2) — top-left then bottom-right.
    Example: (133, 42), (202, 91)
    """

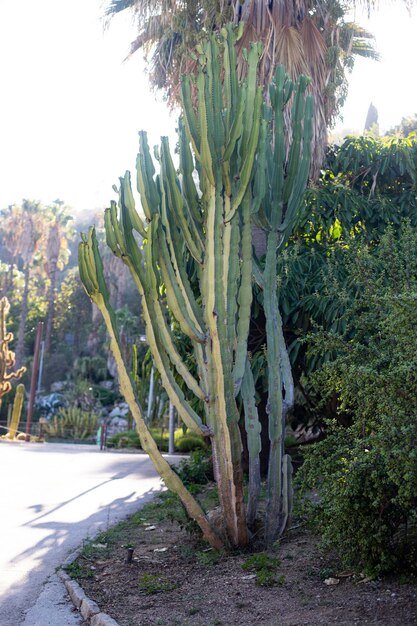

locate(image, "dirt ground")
(71, 491), (417, 626)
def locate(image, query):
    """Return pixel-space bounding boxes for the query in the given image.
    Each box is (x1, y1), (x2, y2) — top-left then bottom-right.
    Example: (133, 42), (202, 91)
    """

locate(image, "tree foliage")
(297, 222), (417, 575)
(105, 0), (380, 175)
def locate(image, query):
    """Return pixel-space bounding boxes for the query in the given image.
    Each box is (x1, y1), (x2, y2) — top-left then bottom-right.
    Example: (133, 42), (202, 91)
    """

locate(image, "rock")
(106, 416), (128, 437)
(324, 577), (340, 586)
(99, 380), (114, 390)
(51, 381), (66, 392)
(80, 597), (101, 620)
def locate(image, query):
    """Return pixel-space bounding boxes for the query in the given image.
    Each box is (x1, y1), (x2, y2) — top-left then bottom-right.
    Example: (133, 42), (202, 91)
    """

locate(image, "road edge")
(57, 542), (122, 626)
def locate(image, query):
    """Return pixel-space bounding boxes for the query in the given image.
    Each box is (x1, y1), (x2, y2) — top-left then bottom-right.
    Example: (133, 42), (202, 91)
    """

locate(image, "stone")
(65, 580), (86, 609)
(91, 613), (121, 626)
(80, 597), (101, 620)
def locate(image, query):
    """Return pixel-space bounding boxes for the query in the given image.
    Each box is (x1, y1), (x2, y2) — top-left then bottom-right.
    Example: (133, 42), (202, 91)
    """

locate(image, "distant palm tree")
(44, 201), (73, 354)
(2, 200), (43, 367)
(105, 0), (380, 175)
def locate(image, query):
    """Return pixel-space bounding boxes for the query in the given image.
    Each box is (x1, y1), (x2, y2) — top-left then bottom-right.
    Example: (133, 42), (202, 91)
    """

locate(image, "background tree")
(387, 113), (417, 137)
(106, 0), (380, 174)
(43, 200), (73, 354)
(1, 201), (43, 367)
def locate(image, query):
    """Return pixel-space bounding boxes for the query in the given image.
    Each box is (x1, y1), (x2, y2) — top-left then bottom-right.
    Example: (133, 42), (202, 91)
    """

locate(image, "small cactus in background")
(43, 406), (98, 440)
(8, 383), (25, 439)
(0, 297), (26, 399)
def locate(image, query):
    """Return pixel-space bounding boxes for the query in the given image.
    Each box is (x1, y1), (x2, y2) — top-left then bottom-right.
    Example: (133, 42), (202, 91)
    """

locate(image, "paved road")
(0, 441), (170, 625)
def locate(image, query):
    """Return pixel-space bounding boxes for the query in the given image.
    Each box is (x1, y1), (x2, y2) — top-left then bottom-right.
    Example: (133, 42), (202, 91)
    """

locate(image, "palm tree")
(105, 0), (380, 175)
(1, 201), (43, 367)
(44, 201), (73, 354)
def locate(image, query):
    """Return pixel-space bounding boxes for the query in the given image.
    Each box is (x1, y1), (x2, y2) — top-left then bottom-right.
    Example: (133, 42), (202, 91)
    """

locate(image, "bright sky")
(337, 3), (417, 134)
(0, 1), (416, 215)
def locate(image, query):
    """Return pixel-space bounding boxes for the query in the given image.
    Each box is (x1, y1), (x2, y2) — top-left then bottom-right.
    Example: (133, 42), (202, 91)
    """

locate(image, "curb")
(57, 551), (121, 626)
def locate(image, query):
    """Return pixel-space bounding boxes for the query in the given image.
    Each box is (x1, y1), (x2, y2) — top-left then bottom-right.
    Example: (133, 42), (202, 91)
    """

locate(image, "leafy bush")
(297, 223), (417, 575)
(298, 424), (417, 576)
(106, 427), (206, 453)
(176, 434), (206, 452)
(106, 430), (141, 449)
(175, 450), (214, 486)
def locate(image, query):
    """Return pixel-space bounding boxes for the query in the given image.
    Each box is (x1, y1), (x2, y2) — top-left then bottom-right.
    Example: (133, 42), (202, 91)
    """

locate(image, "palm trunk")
(15, 263), (30, 367)
(45, 261), (57, 353)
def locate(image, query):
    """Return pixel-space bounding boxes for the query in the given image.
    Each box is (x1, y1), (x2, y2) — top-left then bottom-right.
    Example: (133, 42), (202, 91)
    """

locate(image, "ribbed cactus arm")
(180, 76), (201, 160)
(224, 213), (240, 350)
(226, 87), (262, 223)
(179, 119), (203, 227)
(80, 226), (207, 436)
(119, 171), (147, 238)
(143, 220), (206, 402)
(79, 231), (222, 550)
(241, 359), (262, 527)
(113, 205), (208, 436)
(157, 228), (206, 343)
(160, 137), (203, 263)
(157, 165), (205, 337)
(232, 192), (253, 395)
(8, 383), (24, 439)
(263, 228), (284, 545)
(278, 93), (313, 249)
(136, 130), (161, 221)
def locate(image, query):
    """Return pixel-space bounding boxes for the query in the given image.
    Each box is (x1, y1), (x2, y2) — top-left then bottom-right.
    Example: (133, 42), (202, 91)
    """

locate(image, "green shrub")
(298, 424), (417, 576)
(174, 450), (213, 486)
(176, 433), (206, 452)
(297, 224), (417, 576)
(106, 430), (140, 449)
(106, 427), (206, 453)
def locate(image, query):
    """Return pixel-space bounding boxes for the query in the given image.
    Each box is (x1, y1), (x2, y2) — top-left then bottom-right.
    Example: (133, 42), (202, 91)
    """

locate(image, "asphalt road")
(0, 441), (169, 625)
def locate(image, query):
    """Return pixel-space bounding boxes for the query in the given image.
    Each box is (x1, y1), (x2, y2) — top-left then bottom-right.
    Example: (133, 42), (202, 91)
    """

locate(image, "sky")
(0, 0), (416, 215)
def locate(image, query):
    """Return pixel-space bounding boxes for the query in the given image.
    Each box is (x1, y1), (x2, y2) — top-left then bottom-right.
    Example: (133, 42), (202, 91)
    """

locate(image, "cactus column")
(79, 26), (312, 548)
(251, 68), (313, 543)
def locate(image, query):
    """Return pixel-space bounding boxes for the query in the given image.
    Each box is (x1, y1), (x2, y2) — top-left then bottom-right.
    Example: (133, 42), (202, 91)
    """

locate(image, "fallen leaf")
(358, 576), (373, 584)
(145, 525), (156, 531)
(324, 577), (340, 586)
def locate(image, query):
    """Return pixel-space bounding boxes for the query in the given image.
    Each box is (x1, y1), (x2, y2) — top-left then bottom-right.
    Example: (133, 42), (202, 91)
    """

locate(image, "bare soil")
(71, 489), (417, 626)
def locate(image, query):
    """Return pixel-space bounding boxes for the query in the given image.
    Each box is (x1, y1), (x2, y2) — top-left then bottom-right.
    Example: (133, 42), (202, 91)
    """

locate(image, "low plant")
(241, 552), (283, 587)
(63, 560), (95, 580)
(138, 574), (178, 594)
(196, 549), (223, 566)
(175, 450), (214, 486)
(176, 433), (207, 452)
(44, 406), (98, 440)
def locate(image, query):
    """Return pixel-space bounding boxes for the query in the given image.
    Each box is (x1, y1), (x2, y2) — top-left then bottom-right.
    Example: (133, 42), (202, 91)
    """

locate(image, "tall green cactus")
(79, 26), (312, 548)
(0, 297), (26, 399)
(8, 383), (25, 439)
(249, 67), (313, 543)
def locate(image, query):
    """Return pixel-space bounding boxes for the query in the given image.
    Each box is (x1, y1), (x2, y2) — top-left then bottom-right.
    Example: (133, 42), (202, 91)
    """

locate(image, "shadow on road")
(22, 459), (157, 527)
(0, 485), (162, 624)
